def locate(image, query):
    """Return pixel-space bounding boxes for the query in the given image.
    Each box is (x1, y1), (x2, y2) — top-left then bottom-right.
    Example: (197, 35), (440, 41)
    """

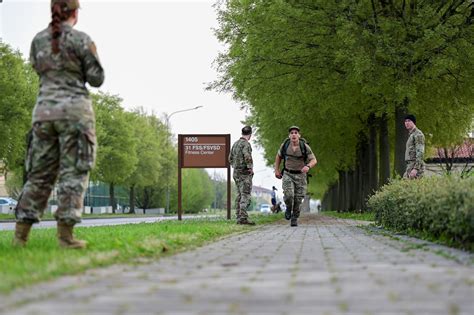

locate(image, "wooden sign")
(178, 134), (231, 220)
(180, 135), (229, 168)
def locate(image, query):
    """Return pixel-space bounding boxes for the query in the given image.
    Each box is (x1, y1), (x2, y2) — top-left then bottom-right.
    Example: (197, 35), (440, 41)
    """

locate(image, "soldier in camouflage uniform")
(404, 114), (425, 179)
(13, 0), (104, 249)
(229, 126), (255, 225)
(274, 126), (317, 227)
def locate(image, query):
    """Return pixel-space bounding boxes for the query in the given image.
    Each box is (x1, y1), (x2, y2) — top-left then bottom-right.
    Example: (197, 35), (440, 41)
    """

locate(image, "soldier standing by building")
(229, 126), (255, 225)
(404, 114), (425, 179)
(274, 126), (317, 227)
(13, 0), (104, 249)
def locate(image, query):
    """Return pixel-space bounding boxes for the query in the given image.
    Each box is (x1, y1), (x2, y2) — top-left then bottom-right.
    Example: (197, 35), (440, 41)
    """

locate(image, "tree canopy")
(0, 41), (37, 178)
(213, 0), (474, 203)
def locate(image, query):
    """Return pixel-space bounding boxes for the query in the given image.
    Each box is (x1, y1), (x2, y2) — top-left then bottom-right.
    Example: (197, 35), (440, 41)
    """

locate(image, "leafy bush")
(368, 176), (474, 250)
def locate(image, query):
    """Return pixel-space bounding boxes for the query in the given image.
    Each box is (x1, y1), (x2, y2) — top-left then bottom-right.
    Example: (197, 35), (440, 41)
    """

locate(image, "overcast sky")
(0, 0), (282, 195)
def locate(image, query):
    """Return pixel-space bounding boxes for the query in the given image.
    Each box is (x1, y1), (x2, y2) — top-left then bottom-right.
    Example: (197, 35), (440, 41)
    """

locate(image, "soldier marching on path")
(403, 114), (425, 179)
(13, 0), (104, 249)
(274, 126), (317, 227)
(228, 126), (256, 225)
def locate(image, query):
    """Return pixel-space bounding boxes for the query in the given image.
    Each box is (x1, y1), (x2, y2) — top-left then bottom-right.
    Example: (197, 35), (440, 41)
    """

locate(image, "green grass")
(0, 213), (283, 293)
(0, 214), (14, 220)
(321, 210), (375, 221)
(0, 212), (183, 221)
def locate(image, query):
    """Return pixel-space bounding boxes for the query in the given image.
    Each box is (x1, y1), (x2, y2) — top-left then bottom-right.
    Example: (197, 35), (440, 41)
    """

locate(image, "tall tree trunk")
(143, 188), (150, 214)
(110, 182), (116, 214)
(395, 102), (408, 177)
(355, 158), (363, 211)
(337, 171), (344, 212)
(129, 184), (136, 214)
(348, 169), (356, 211)
(321, 190), (328, 211)
(344, 170), (350, 211)
(379, 113), (390, 186)
(368, 113), (378, 194)
(360, 133), (370, 210)
(331, 182), (338, 212)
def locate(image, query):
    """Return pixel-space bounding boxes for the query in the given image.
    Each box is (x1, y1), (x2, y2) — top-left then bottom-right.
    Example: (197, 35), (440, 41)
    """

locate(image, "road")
(0, 215), (217, 231)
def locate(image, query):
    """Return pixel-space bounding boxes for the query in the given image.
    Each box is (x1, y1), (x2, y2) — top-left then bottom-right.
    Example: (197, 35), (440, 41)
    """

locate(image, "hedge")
(367, 176), (474, 250)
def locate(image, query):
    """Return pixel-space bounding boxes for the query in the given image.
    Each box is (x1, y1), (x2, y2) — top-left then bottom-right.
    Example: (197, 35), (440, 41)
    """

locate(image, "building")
(425, 137), (474, 176)
(252, 185), (272, 203)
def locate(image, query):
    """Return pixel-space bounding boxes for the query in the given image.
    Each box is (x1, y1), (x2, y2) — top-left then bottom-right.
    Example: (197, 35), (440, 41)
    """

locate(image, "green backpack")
(281, 138), (308, 169)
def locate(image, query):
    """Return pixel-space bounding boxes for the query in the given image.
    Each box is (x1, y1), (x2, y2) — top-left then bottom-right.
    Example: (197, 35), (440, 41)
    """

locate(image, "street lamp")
(165, 106), (203, 126)
(164, 105), (203, 213)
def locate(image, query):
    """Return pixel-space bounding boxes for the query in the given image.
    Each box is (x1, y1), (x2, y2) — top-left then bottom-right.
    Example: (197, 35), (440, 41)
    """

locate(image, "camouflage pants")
(233, 170), (253, 222)
(282, 172), (307, 219)
(15, 119), (96, 225)
(403, 161), (424, 179)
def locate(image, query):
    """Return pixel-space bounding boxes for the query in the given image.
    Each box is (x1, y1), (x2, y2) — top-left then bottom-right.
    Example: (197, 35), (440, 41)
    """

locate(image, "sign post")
(178, 134), (231, 220)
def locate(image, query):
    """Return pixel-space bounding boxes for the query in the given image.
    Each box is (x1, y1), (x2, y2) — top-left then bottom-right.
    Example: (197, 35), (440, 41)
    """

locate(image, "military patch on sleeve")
(89, 42), (98, 57)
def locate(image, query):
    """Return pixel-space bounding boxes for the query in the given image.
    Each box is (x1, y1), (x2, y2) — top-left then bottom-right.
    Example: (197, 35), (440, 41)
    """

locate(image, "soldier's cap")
(288, 125), (300, 133)
(51, 0), (80, 10)
(404, 114), (416, 124)
(242, 125), (252, 135)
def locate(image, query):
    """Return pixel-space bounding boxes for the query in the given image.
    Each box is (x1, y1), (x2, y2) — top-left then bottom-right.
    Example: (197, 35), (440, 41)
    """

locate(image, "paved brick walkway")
(1, 214), (473, 314)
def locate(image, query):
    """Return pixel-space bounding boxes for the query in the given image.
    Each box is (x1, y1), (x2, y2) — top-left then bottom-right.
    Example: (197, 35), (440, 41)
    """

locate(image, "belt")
(405, 160), (415, 163)
(284, 168), (302, 174)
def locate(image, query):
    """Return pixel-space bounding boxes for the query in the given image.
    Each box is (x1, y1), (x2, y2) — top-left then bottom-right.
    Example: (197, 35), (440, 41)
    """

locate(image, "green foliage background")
(212, 0), (474, 197)
(0, 40), (216, 213)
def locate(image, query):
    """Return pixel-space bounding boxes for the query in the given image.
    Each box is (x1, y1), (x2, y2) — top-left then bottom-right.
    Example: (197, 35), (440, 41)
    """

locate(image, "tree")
(125, 110), (162, 213)
(168, 169), (214, 214)
(128, 111), (175, 213)
(92, 92), (138, 212)
(0, 41), (37, 184)
(213, 0), (474, 211)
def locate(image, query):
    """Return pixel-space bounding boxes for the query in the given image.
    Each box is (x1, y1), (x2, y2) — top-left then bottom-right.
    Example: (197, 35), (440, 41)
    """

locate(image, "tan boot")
(57, 223), (87, 249)
(12, 222), (32, 247)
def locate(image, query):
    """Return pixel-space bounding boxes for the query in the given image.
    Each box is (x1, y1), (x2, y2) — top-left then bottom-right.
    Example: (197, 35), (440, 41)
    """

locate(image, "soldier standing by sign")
(404, 114), (425, 179)
(13, 0), (104, 249)
(229, 126), (255, 225)
(274, 126), (317, 227)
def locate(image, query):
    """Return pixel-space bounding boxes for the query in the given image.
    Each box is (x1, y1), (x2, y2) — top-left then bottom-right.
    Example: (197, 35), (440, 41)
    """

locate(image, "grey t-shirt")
(278, 141), (315, 171)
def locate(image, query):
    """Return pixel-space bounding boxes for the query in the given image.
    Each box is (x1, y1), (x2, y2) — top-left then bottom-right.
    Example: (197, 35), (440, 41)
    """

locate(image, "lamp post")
(164, 105), (203, 213)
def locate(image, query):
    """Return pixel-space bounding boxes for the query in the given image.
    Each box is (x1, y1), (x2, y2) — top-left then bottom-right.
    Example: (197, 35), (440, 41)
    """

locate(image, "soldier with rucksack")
(274, 126), (317, 226)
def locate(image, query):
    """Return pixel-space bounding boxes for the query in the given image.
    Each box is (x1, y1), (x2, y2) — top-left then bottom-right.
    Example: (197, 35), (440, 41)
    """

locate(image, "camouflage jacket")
(229, 137), (253, 170)
(405, 127), (425, 169)
(29, 22), (104, 123)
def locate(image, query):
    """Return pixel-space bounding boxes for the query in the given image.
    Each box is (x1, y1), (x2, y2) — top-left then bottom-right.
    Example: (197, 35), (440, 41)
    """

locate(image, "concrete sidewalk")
(1, 214), (473, 314)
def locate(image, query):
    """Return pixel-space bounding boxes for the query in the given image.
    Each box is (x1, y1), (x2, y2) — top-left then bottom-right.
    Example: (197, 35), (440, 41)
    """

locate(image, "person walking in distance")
(404, 114), (425, 179)
(270, 186), (278, 212)
(229, 126), (255, 225)
(274, 126), (317, 227)
(13, 0), (104, 249)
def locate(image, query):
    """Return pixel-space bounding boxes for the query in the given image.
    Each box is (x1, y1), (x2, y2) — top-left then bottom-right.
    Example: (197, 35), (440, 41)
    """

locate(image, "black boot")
(285, 208), (291, 220)
(290, 218), (298, 227)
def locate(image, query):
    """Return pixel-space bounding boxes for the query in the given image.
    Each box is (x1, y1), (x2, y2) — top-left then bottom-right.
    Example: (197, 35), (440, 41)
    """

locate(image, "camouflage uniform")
(15, 21), (104, 225)
(278, 141), (315, 219)
(404, 127), (425, 179)
(229, 137), (253, 223)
